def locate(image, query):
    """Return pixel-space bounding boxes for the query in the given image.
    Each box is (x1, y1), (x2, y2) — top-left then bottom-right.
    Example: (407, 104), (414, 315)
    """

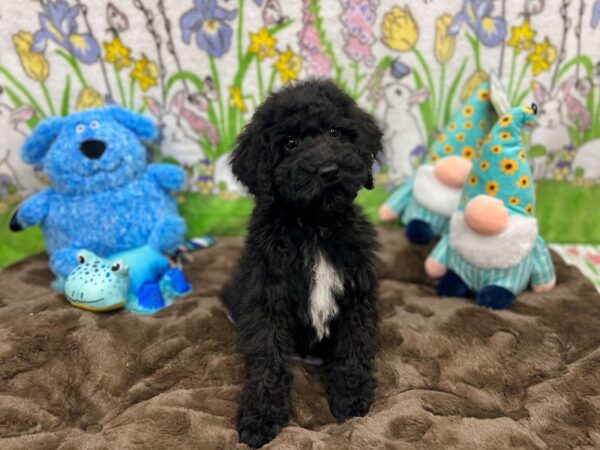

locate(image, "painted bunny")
(571, 139), (600, 183)
(530, 82), (572, 179)
(213, 152), (246, 195)
(0, 102), (44, 196)
(146, 90), (218, 166)
(382, 82), (429, 184)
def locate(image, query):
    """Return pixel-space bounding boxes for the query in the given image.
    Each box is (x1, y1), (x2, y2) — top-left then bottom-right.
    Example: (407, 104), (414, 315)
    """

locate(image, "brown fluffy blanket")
(1, 228), (600, 449)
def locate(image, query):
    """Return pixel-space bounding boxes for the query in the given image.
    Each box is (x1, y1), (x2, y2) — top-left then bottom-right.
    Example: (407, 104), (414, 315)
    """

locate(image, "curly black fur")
(220, 80), (382, 448)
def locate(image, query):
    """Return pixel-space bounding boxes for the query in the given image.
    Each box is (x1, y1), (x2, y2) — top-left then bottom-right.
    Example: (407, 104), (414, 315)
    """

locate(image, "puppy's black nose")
(318, 164), (339, 181)
(80, 139), (106, 159)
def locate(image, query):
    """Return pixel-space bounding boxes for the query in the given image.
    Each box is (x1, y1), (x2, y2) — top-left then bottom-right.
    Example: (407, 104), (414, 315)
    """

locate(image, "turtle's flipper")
(131, 281), (166, 313)
(160, 268), (192, 301)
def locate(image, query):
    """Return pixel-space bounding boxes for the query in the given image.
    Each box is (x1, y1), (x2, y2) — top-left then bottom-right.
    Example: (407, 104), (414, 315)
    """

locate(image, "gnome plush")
(379, 81), (496, 244)
(425, 105), (556, 309)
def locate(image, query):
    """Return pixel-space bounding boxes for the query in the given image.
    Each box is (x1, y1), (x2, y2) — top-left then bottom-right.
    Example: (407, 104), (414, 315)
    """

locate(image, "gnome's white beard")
(449, 212), (538, 269)
(413, 165), (463, 216)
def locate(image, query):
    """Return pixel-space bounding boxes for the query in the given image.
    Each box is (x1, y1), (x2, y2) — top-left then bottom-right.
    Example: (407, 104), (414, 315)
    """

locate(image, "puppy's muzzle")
(318, 164), (340, 182)
(80, 139), (106, 159)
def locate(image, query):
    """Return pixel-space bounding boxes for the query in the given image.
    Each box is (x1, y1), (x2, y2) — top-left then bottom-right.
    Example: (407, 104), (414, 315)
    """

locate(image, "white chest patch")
(309, 252), (343, 340)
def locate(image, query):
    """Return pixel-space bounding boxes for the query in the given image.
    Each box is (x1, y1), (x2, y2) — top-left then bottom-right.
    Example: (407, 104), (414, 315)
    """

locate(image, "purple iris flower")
(592, 0), (600, 28)
(390, 59), (410, 80)
(180, 0), (237, 58)
(31, 0), (100, 64)
(448, 0), (506, 47)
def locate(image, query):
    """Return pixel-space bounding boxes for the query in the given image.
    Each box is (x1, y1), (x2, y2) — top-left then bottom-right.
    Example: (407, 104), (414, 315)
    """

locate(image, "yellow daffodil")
(75, 87), (103, 111)
(130, 54), (159, 92)
(381, 6), (418, 52)
(248, 27), (276, 61)
(435, 14), (455, 65)
(527, 37), (556, 76)
(12, 31), (49, 82)
(507, 20), (536, 54)
(104, 36), (131, 71)
(229, 86), (247, 112)
(273, 46), (302, 84)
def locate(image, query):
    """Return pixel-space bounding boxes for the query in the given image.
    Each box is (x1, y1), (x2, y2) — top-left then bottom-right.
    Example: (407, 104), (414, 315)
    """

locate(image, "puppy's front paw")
(238, 408), (286, 448)
(327, 380), (373, 423)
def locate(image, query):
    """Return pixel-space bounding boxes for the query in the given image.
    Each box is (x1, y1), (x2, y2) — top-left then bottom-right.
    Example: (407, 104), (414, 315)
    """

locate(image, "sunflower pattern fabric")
(426, 80), (496, 164)
(383, 80), (497, 236)
(428, 105), (556, 299)
(458, 105), (537, 216)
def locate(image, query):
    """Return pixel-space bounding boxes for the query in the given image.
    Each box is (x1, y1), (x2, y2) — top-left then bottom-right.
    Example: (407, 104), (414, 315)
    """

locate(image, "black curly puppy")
(221, 79), (382, 448)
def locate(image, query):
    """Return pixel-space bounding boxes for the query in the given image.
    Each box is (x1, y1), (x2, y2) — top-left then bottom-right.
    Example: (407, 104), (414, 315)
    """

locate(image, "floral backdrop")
(1, 0), (600, 278)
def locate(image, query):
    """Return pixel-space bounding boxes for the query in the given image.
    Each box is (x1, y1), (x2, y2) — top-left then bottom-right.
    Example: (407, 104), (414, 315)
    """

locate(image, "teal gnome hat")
(459, 105), (538, 216)
(427, 80), (497, 164)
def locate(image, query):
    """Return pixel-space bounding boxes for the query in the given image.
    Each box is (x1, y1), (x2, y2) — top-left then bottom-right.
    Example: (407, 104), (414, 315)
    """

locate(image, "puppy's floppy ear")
(230, 113), (271, 197)
(21, 116), (64, 165)
(107, 105), (158, 140)
(350, 104), (383, 190)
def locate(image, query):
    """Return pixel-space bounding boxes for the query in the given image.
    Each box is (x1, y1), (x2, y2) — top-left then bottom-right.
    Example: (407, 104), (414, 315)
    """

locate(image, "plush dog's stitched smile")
(73, 156), (124, 177)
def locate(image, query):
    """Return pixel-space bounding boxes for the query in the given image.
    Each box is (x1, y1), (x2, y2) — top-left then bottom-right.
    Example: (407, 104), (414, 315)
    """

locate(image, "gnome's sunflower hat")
(427, 80), (497, 164)
(459, 105), (538, 216)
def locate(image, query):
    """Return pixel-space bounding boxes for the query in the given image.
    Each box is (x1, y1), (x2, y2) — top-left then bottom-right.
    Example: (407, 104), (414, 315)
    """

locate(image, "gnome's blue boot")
(437, 270), (470, 298)
(405, 219), (434, 245)
(476, 286), (515, 309)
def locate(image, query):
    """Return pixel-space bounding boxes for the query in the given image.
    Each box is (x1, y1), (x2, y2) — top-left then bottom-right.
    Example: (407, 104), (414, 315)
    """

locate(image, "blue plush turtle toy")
(63, 245), (192, 314)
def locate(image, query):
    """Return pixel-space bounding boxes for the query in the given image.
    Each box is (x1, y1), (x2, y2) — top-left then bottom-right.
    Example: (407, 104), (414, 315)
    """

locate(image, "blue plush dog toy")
(9, 106), (187, 288)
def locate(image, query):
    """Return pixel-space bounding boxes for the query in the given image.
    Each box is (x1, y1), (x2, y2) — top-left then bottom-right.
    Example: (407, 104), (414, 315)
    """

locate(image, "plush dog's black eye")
(285, 137), (297, 150)
(329, 128), (340, 138)
(111, 263), (121, 272)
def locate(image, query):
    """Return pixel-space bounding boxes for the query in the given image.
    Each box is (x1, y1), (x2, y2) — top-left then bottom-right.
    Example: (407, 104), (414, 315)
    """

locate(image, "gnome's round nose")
(434, 156), (472, 188)
(464, 195), (509, 235)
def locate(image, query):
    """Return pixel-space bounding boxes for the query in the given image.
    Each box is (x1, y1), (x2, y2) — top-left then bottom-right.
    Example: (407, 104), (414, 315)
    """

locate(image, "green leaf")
(60, 76), (71, 116)
(55, 49), (87, 87)
(444, 57), (467, 125)
(165, 71), (205, 98)
(556, 55), (594, 82)
(0, 66), (46, 118)
(412, 69), (433, 144)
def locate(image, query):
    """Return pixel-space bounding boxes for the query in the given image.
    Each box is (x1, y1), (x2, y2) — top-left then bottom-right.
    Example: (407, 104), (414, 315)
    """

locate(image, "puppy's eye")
(90, 121), (99, 129)
(76, 124), (85, 133)
(78, 254), (86, 264)
(111, 263), (121, 272)
(285, 137), (297, 150)
(329, 128), (340, 138)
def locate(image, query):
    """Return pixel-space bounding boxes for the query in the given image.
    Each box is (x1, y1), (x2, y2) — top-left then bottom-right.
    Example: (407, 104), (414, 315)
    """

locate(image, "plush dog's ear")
(350, 104), (383, 190)
(230, 114), (271, 197)
(107, 105), (158, 140)
(21, 116), (64, 165)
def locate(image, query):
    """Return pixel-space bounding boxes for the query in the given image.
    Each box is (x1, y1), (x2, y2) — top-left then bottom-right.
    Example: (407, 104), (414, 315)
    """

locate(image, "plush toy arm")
(10, 189), (52, 231)
(147, 163), (186, 192)
(50, 246), (80, 279)
(379, 176), (414, 221)
(148, 214), (187, 254)
(425, 234), (449, 278)
(530, 235), (556, 292)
